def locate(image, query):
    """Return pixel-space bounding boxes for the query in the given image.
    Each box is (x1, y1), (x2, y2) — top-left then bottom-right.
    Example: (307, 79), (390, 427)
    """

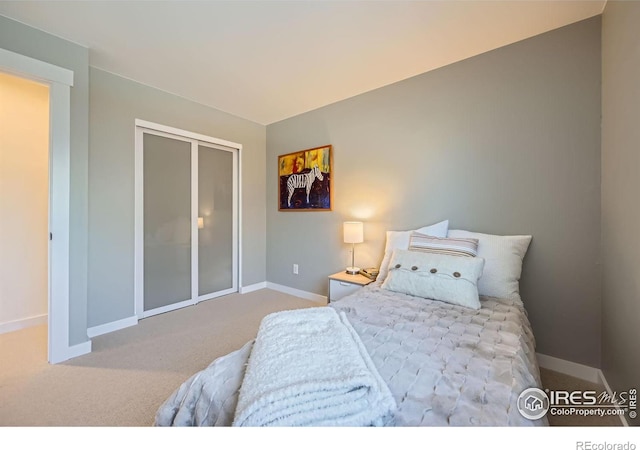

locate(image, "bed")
(154, 222), (548, 427)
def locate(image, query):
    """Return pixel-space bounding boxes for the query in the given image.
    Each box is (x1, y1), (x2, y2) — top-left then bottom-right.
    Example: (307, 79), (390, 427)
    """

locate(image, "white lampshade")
(343, 221), (363, 244)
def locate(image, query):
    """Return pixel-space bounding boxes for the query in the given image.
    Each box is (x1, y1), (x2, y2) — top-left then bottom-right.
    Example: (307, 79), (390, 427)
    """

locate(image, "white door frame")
(134, 119), (242, 319)
(0, 48), (74, 364)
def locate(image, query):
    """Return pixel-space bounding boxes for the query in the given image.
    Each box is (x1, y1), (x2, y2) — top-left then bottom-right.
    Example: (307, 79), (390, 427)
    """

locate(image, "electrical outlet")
(293, 264), (299, 275)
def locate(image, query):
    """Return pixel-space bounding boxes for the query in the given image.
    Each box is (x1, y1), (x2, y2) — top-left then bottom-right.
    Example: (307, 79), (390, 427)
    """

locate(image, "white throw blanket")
(232, 307), (397, 427)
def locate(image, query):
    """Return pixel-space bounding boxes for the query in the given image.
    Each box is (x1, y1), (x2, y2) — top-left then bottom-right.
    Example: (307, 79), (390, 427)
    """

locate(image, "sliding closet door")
(143, 133), (193, 313)
(198, 144), (237, 298)
(135, 121), (240, 319)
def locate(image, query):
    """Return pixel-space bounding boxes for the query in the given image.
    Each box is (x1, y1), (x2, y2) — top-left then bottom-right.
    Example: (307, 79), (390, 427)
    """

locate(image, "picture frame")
(278, 145), (332, 211)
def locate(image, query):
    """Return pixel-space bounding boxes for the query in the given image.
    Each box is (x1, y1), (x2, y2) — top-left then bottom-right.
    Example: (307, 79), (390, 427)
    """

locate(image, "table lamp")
(343, 221), (364, 275)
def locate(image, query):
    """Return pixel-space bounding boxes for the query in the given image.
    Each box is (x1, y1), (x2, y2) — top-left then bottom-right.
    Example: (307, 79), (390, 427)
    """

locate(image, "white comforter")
(155, 282), (547, 426)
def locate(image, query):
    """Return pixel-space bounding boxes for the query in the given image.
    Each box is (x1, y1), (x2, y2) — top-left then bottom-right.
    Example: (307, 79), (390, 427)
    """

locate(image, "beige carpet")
(0, 289), (317, 426)
(0, 288), (624, 427)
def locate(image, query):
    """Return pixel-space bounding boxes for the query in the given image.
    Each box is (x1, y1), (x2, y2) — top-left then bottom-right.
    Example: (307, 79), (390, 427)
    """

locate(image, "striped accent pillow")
(409, 232), (479, 257)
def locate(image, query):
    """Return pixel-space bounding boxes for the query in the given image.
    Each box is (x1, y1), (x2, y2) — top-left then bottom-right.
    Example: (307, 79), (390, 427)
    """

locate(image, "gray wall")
(601, 1), (640, 426)
(267, 18), (602, 367)
(88, 68), (266, 328)
(0, 16), (90, 346)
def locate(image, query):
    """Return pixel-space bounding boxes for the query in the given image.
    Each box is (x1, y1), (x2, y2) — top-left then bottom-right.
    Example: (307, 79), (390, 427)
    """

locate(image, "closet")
(134, 121), (239, 318)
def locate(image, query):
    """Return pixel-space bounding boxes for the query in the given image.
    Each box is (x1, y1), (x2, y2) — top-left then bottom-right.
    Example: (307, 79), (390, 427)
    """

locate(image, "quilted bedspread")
(155, 282), (547, 426)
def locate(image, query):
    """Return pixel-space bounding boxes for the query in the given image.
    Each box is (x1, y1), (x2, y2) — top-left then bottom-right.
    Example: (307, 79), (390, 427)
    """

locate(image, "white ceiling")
(0, 1), (605, 125)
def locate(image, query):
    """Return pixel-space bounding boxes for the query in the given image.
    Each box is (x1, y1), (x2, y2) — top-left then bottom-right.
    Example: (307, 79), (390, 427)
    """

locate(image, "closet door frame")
(134, 119), (242, 319)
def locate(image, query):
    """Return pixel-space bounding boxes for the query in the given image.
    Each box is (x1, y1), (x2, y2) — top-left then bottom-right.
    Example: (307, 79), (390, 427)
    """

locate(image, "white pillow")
(381, 249), (485, 310)
(447, 229), (532, 299)
(377, 220), (449, 282)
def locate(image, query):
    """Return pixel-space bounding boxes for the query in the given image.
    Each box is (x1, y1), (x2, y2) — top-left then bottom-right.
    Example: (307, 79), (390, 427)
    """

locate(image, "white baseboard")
(536, 353), (601, 384)
(266, 282), (327, 304)
(240, 282), (267, 294)
(0, 314), (47, 335)
(51, 339), (92, 364)
(598, 369), (630, 427)
(537, 353), (629, 426)
(87, 315), (138, 338)
(64, 340), (92, 361)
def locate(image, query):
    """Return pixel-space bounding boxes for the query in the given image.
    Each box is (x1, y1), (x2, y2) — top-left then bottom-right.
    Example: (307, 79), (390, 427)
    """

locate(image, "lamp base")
(345, 266), (361, 275)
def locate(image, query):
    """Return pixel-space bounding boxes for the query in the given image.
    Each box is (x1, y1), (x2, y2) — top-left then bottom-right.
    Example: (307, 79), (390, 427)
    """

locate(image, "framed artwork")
(278, 145), (332, 211)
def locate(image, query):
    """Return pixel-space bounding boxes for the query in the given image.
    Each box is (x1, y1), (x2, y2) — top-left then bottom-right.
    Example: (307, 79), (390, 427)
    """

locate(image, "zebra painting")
(286, 165), (324, 208)
(278, 145), (332, 211)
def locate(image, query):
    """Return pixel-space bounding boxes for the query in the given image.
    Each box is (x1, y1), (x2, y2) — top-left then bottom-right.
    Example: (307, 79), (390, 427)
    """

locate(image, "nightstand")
(328, 271), (374, 302)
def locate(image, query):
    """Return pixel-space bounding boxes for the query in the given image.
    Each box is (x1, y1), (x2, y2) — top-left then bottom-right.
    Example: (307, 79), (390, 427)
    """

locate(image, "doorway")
(0, 47), (75, 364)
(0, 72), (49, 342)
